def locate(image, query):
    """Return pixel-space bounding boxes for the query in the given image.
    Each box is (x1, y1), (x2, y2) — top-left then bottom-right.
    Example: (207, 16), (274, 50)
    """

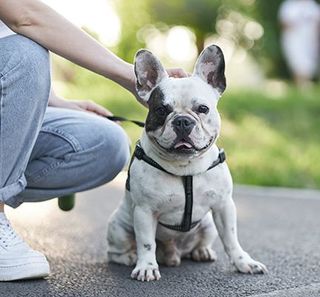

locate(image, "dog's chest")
(129, 159), (231, 222)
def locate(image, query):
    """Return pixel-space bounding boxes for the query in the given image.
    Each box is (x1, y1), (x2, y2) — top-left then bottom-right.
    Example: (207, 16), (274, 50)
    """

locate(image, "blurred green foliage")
(218, 87), (320, 188)
(52, 0), (320, 189)
(115, 0), (296, 77)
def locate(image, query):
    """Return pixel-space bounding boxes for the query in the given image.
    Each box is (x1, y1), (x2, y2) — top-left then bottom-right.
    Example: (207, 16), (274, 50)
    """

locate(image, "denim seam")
(0, 54), (25, 79)
(40, 127), (83, 152)
(0, 174), (27, 205)
(0, 76), (3, 182)
(26, 127), (84, 183)
(0, 57), (27, 185)
(0, 74), (30, 180)
(26, 141), (105, 184)
(28, 160), (65, 184)
(0, 35), (41, 78)
(0, 60), (26, 111)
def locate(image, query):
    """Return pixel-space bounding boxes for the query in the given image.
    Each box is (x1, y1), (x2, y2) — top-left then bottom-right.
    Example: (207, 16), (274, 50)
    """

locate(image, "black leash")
(126, 142), (226, 232)
(104, 115), (145, 128)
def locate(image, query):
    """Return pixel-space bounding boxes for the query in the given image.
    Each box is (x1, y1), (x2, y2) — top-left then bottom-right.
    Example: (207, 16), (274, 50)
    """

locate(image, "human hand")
(49, 96), (113, 117)
(166, 68), (190, 78)
(131, 67), (189, 107)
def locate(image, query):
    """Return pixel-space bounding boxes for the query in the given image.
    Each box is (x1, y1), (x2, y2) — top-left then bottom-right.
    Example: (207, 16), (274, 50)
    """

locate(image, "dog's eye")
(197, 105), (209, 114)
(155, 106), (167, 116)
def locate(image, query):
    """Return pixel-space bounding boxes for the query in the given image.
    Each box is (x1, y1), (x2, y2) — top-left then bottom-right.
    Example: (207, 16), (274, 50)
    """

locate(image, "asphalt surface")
(1, 172), (320, 297)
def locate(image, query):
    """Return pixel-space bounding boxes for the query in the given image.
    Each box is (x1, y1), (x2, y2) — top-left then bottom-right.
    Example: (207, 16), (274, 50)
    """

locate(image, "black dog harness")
(126, 142), (226, 232)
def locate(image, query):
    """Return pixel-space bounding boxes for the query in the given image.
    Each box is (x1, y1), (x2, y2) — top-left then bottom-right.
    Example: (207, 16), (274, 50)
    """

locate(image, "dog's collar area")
(126, 141), (226, 232)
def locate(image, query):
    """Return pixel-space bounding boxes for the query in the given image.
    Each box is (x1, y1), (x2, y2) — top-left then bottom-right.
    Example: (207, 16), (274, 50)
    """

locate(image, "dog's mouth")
(169, 137), (198, 155)
(153, 136), (215, 156)
(153, 138), (195, 154)
(172, 139), (195, 153)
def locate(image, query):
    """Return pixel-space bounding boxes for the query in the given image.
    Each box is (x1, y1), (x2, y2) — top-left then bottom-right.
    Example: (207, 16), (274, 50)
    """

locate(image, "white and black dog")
(107, 45), (267, 281)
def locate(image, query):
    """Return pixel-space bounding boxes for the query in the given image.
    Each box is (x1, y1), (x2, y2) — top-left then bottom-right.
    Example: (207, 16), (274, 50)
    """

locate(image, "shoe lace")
(0, 219), (21, 248)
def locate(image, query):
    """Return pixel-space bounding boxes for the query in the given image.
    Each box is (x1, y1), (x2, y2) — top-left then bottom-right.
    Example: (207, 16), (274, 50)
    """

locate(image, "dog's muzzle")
(172, 116), (196, 136)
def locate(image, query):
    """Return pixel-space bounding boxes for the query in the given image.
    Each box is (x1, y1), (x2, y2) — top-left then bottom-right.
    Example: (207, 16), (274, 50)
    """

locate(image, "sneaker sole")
(0, 261), (50, 281)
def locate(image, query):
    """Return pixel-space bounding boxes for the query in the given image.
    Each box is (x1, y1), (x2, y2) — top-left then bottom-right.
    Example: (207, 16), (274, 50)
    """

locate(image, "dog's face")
(134, 45), (226, 158)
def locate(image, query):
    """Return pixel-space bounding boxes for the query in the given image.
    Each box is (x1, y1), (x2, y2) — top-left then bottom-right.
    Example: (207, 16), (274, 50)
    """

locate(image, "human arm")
(0, 0), (136, 93)
(0, 0), (189, 96)
(48, 88), (113, 117)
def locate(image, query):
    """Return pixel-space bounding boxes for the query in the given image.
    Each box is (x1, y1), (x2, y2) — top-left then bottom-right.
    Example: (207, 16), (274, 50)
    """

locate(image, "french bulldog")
(107, 44), (267, 281)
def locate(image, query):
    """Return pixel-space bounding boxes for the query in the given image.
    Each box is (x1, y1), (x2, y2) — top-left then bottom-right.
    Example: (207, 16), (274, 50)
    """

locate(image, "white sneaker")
(0, 213), (50, 281)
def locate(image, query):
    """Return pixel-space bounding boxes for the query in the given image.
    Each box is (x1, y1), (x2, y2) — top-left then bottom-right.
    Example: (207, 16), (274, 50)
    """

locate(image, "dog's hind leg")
(191, 212), (218, 262)
(157, 239), (181, 267)
(107, 210), (137, 266)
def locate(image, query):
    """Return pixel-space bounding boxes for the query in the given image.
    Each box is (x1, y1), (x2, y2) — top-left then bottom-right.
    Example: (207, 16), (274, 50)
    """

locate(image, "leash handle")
(104, 115), (145, 128)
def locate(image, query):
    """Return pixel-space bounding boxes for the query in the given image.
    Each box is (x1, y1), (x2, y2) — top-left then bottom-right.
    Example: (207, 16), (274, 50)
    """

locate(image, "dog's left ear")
(193, 45), (226, 95)
(134, 49), (168, 102)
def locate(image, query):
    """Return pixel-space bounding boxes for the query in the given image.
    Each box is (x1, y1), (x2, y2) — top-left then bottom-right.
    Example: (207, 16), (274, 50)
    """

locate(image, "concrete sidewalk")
(1, 173), (320, 297)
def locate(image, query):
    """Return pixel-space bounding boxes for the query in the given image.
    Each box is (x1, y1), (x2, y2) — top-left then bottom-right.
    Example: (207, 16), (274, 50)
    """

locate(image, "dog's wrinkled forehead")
(159, 77), (221, 109)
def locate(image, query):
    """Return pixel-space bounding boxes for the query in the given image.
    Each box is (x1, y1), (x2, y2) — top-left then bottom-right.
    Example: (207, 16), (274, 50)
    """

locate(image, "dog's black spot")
(239, 256), (243, 260)
(146, 87), (173, 132)
(148, 262), (153, 266)
(144, 244), (152, 251)
(208, 119), (212, 124)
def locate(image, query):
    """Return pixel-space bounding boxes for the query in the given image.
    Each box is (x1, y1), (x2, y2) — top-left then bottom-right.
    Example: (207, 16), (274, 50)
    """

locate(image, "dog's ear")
(193, 45), (226, 95)
(134, 49), (168, 102)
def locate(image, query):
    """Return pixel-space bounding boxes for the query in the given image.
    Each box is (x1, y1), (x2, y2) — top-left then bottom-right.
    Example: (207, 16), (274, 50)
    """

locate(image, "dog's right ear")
(134, 49), (168, 103)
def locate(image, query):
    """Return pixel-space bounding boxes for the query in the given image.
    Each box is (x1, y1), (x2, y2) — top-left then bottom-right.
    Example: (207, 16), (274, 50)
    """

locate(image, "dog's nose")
(172, 116), (196, 135)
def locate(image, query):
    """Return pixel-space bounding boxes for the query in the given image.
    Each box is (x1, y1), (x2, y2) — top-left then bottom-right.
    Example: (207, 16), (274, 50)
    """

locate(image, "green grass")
(58, 67), (320, 189)
(218, 88), (320, 188)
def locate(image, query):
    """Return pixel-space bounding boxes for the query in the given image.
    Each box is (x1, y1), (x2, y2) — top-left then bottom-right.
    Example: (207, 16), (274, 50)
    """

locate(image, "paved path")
(1, 173), (320, 297)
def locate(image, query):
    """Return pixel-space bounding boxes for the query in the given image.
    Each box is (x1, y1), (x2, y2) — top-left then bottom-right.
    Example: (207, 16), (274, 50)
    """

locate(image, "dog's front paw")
(233, 253), (267, 274)
(131, 261), (161, 281)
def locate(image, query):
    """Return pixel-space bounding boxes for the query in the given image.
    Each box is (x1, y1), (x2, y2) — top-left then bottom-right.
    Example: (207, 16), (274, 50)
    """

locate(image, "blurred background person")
(279, 0), (320, 87)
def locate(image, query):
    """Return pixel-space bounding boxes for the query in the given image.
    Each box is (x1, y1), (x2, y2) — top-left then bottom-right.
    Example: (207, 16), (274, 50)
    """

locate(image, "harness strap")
(208, 149), (226, 170)
(104, 115), (145, 128)
(126, 142), (226, 232)
(134, 145), (170, 174)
